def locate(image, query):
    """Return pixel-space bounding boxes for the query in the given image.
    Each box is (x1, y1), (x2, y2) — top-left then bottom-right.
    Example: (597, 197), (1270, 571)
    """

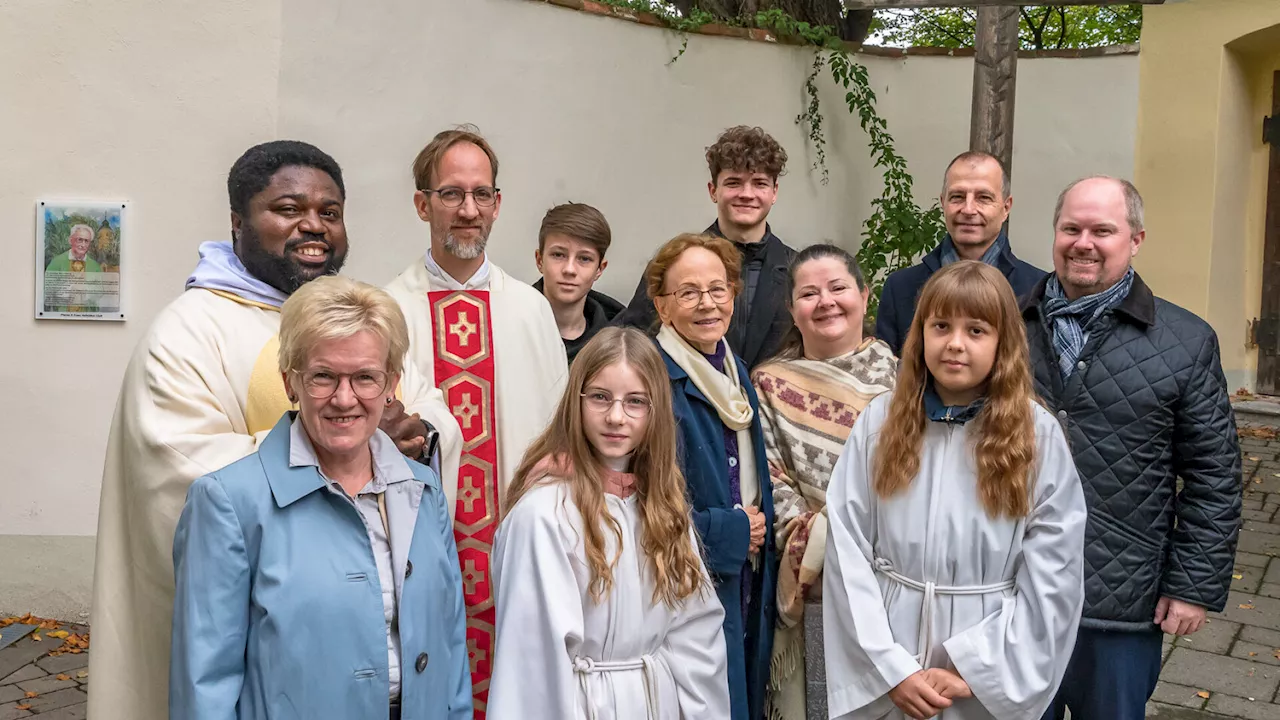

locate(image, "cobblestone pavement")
(3, 425), (1279, 719)
(0, 622), (87, 719)
(1145, 421), (1280, 719)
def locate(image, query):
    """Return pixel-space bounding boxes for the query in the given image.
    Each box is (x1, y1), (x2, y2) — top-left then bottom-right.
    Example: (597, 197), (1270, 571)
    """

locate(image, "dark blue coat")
(660, 346), (777, 720)
(875, 234), (1046, 356)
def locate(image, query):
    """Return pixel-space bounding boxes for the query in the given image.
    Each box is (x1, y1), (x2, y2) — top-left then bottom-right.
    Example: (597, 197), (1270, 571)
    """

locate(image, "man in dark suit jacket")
(875, 151), (1045, 355)
(614, 126), (796, 370)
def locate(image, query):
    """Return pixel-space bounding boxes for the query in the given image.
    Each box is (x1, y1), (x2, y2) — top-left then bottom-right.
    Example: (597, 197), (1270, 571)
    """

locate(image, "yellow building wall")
(1135, 0), (1280, 391)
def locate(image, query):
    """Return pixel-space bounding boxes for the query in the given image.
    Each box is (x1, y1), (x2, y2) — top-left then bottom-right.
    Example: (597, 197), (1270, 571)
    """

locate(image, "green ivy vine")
(582, 1), (947, 315)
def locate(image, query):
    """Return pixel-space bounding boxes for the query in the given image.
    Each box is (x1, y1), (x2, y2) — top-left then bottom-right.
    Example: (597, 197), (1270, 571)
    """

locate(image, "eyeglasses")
(580, 391), (651, 419)
(422, 186), (500, 208)
(298, 369), (390, 400)
(659, 284), (732, 308)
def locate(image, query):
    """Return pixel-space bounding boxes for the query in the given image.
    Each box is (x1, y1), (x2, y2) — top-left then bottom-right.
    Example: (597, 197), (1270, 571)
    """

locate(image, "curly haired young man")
(614, 126), (797, 370)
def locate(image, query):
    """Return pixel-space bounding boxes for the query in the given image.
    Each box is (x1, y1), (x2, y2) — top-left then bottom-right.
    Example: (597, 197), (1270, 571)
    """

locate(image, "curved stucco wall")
(0, 0), (1137, 616)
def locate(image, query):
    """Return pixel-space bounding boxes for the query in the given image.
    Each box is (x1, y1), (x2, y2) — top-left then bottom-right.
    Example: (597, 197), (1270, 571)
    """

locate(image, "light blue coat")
(170, 413), (472, 720)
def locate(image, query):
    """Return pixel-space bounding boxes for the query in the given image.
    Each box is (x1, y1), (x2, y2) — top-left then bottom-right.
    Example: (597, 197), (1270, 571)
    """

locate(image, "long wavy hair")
(873, 261), (1036, 518)
(504, 327), (706, 607)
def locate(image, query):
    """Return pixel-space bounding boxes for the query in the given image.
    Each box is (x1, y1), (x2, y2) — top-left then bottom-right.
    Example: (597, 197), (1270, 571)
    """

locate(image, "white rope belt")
(573, 654), (660, 720)
(874, 557), (1015, 668)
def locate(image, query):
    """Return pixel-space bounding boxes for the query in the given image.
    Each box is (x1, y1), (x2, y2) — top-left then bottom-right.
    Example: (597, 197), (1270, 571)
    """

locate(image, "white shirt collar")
(288, 414), (415, 493)
(424, 248), (491, 291)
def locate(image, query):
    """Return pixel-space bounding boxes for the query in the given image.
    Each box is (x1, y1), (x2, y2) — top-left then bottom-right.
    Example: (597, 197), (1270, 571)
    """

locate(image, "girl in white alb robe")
(823, 261), (1087, 720)
(489, 327), (731, 720)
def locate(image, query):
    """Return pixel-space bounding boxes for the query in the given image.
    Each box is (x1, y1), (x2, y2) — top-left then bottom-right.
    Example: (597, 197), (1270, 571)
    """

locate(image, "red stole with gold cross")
(429, 290), (499, 718)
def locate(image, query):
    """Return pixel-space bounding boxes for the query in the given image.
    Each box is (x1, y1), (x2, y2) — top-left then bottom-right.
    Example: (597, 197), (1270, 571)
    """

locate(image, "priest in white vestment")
(387, 126), (568, 717)
(823, 395), (1087, 720)
(88, 142), (460, 720)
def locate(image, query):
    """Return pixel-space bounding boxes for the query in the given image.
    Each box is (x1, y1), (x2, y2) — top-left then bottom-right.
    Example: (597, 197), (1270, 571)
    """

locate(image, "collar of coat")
(531, 278), (625, 326)
(258, 412), (439, 508)
(922, 230), (1020, 276)
(923, 382), (986, 424)
(658, 342), (751, 411)
(706, 219), (786, 261)
(1020, 270), (1157, 328)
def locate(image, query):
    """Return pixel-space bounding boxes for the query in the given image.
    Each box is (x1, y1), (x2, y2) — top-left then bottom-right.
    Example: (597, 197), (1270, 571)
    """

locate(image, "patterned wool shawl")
(751, 337), (898, 720)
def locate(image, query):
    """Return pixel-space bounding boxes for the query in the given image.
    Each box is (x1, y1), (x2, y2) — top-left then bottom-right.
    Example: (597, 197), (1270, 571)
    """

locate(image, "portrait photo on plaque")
(35, 200), (127, 321)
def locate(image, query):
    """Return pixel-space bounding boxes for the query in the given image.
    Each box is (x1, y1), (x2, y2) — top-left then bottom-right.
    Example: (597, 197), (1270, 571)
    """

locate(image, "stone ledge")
(528, 0), (1139, 58)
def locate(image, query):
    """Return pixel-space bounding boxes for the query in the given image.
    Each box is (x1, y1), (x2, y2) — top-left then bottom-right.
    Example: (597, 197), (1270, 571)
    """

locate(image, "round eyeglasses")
(423, 186), (500, 208)
(580, 392), (651, 419)
(659, 284), (733, 309)
(298, 369), (390, 400)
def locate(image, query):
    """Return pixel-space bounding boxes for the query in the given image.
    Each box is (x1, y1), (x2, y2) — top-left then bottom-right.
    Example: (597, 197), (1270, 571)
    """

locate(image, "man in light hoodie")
(88, 140), (458, 720)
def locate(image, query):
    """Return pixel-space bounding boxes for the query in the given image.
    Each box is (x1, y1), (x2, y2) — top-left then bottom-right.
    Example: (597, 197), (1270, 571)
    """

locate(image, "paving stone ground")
(0, 623), (87, 719)
(1145, 419), (1280, 719)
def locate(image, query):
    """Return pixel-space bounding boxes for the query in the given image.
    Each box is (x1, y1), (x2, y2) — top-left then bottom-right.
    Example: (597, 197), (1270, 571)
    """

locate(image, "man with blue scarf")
(88, 141), (459, 720)
(875, 151), (1045, 355)
(1022, 177), (1241, 720)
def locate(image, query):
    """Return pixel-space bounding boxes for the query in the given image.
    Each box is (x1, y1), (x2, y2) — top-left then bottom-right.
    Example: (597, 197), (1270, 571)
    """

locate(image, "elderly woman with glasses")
(645, 233), (778, 720)
(169, 276), (471, 720)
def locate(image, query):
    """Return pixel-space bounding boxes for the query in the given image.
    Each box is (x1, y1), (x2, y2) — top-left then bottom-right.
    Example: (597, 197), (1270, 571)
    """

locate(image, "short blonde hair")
(278, 275), (409, 376)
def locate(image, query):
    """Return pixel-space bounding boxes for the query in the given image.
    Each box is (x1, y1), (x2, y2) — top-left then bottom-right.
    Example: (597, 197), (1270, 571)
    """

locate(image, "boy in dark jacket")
(532, 202), (624, 364)
(875, 151), (1044, 355)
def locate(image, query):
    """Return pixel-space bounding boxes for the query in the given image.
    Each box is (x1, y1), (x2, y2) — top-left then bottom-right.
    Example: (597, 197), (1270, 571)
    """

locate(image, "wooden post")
(970, 5), (1020, 177)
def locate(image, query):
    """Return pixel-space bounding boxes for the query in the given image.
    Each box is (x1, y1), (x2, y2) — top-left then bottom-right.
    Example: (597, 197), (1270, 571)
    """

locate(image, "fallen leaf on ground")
(46, 630), (68, 639)
(31, 633), (41, 641)
(49, 631), (90, 656)
(15, 704), (30, 711)
(24, 691), (37, 699)
(1249, 651), (1258, 656)
(1240, 603), (1256, 609)
(1196, 690), (1210, 699)
(1234, 573), (1244, 579)
(55, 673), (70, 681)
(1250, 457), (1261, 462)
(1240, 426), (1279, 439)
(76, 671), (87, 679)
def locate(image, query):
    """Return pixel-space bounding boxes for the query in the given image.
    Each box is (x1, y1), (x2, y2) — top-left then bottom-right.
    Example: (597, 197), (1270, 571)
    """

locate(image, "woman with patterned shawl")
(751, 244), (897, 719)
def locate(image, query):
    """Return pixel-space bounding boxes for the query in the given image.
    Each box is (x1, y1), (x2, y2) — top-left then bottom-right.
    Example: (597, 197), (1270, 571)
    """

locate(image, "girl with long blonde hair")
(823, 261), (1087, 719)
(489, 327), (730, 719)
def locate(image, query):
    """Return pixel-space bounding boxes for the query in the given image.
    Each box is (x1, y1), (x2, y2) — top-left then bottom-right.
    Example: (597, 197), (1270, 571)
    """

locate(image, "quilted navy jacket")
(1021, 272), (1242, 631)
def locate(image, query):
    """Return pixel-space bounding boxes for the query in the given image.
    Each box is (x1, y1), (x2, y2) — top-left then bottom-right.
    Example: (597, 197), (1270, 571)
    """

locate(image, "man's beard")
(441, 229), (489, 261)
(237, 226), (347, 295)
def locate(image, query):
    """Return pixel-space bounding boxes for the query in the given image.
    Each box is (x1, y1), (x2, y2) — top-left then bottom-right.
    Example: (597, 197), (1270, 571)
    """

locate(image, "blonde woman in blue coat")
(169, 275), (471, 720)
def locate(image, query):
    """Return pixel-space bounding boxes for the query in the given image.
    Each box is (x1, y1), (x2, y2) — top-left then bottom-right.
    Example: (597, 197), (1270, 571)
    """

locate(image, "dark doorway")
(1258, 71), (1280, 394)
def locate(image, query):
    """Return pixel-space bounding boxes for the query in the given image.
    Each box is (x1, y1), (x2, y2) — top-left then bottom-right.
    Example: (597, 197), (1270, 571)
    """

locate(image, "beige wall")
(0, 0), (1137, 617)
(1135, 0), (1280, 391)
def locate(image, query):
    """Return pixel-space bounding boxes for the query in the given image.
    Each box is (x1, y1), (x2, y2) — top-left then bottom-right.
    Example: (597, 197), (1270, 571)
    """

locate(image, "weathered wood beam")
(844, 0), (1163, 8)
(970, 5), (1019, 177)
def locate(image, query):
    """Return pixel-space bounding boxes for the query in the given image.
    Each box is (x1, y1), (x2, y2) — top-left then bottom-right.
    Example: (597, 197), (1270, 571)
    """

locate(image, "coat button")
(1076, 361), (1086, 371)
(405, 560), (413, 578)
(1057, 410), (1068, 420)
(415, 653), (428, 673)
(728, 457), (738, 468)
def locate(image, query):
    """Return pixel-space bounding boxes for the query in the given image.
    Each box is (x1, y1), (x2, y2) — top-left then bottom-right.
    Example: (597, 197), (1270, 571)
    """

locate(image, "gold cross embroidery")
(452, 392), (480, 430)
(448, 310), (477, 347)
(461, 558), (483, 597)
(467, 636), (488, 674)
(459, 473), (483, 514)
